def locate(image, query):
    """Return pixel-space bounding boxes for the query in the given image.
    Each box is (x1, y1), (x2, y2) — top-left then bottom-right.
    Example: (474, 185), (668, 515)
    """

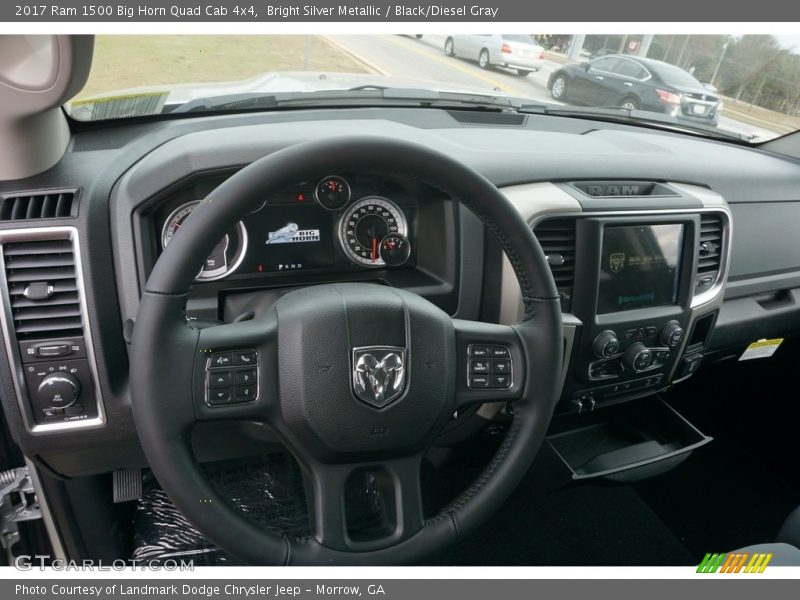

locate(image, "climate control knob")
(592, 330), (620, 359)
(623, 343), (654, 373)
(37, 373), (80, 410)
(660, 321), (685, 348)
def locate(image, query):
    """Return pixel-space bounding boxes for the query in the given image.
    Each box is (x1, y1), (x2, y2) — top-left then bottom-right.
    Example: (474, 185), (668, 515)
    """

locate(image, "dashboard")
(2, 105), (800, 477)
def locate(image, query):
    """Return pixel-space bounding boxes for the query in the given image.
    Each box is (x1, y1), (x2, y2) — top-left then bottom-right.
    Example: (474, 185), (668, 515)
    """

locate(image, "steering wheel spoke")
(300, 454), (425, 553)
(452, 318), (527, 411)
(193, 313), (278, 422)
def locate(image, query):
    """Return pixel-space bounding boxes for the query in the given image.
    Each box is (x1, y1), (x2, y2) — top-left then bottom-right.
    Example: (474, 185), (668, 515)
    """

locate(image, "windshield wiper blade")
(516, 103), (751, 142)
(172, 88), (516, 114)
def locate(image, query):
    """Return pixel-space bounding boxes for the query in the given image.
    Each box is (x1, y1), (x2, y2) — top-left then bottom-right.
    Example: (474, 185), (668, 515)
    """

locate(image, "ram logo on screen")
(265, 222), (321, 244)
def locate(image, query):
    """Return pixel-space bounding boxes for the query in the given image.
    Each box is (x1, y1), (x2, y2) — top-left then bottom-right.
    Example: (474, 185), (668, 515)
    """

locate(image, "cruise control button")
(233, 350), (257, 366)
(470, 359), (490, 373)
(210, 353), (232, 368)
(492, 359), (511, 374)
(469, 345), (490, 357)
(235, 385), (257, 402)
(235, 369), (256, 385)
(491, 374), (511, 388)
(208, 388), (232, 405)
(468, 374), (490, 388)
(490, 346), (510, 358)
(209, 371), (233, 388)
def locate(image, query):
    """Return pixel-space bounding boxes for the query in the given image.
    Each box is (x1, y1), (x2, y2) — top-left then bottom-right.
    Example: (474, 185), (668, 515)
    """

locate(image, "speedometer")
(161, 201), (249, 281)
(338, 197), (408, 267)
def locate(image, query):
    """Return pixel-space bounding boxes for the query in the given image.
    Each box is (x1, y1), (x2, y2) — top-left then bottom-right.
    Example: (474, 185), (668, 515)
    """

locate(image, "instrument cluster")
(157, 175), (415, 282)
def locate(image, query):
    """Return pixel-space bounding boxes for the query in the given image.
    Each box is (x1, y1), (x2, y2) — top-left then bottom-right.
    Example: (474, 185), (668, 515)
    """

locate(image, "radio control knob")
(623, 343), (654, 373)
(660, 321), (685, 348)
(592, 330), (620, 359)
(37, 373), (80, 410)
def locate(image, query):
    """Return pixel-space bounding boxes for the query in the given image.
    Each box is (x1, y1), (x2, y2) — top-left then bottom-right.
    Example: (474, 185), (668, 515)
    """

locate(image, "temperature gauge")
(314, 175), (351, 210)
(379, 234), (411, 267)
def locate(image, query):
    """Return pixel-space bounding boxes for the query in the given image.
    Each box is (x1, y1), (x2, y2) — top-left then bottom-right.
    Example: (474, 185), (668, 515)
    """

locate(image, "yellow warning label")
(739, 338), (783, 361)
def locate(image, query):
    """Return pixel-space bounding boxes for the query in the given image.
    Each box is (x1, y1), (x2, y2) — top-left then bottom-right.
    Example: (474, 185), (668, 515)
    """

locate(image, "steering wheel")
(130, 136), (562, 565)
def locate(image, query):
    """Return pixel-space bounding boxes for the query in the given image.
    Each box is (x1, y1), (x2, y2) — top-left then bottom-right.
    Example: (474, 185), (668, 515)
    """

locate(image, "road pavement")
(328, 34), (780, 141)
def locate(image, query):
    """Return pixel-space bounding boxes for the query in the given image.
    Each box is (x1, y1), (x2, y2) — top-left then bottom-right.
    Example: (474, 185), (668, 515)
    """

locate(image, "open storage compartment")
(546, 397), (711, 483)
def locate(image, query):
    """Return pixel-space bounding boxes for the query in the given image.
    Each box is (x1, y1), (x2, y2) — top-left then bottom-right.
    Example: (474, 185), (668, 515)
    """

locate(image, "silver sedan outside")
(444, 34), (545, 76)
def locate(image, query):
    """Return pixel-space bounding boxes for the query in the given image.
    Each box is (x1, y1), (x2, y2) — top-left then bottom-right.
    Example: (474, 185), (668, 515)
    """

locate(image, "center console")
(504, 181), (732, 417)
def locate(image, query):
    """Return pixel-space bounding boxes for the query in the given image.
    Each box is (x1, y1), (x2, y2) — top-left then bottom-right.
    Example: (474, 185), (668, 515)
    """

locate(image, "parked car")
(547, 54), (723, 126)
(444, 34), (545, 76)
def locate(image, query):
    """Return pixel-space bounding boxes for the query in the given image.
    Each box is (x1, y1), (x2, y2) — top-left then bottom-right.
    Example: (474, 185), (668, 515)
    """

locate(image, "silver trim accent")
(529, 205), (732, 311)
(337, 196), (408, 268)
(160, 201), (249, 282)
(0, 226), (106, 434)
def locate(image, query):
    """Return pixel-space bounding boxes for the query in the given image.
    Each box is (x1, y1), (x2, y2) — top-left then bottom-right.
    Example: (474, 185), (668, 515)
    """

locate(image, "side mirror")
(583, 62), (592, 71)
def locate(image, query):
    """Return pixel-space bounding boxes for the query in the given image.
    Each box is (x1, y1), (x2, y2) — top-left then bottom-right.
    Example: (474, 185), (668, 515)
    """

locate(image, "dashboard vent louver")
(2, 239), (83, 339)
(0, 190), (78, 221)
(698, 213), (723, 277)
(533, 218), (576, 312)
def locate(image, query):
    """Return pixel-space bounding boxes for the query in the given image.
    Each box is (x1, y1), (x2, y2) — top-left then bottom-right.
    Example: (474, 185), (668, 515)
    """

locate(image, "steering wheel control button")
(468, 344), (513, 389)
(490, 346), (510, 358)
(233, 350), (256, 366)
(210, 352), (232, 368)
(209, 371), (233, 388)
(235, 369), (256, 385)
(235, 385), (257, 401)
(468, 374), (490, 388)
(491, 374), (512, 388)
(205, 349), (258, 406)
(208, 388), (232, 406)
(469, 359), (490, 373)
(492, 359), (511, 374)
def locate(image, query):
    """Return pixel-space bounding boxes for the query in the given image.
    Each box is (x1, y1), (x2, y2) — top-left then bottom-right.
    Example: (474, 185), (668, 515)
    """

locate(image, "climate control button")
(592, 330), (620, 359)
(623, 343), (654, 373)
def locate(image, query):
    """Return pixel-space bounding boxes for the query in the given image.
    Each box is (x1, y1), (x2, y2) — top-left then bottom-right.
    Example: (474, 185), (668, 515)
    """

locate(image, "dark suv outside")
(548, 54), (722, 127)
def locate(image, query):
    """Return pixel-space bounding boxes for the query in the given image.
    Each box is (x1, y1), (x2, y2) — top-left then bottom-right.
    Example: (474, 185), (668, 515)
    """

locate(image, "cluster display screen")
(597, 224), (684, 314)
(243, 204), (334, 273)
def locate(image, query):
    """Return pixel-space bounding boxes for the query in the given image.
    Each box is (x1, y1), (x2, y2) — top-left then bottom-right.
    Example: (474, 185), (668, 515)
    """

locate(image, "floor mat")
(633, 424), (800, 560)
(425, 443), (696, 566)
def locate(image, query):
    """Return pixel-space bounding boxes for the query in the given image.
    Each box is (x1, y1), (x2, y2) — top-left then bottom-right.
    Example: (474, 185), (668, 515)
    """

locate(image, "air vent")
(695, 213), (723, 296)
(2, 239), (82, 339)
(533, 218), (576, 312)
(447, 110), (527, 126)
(0, 190), (78, 221)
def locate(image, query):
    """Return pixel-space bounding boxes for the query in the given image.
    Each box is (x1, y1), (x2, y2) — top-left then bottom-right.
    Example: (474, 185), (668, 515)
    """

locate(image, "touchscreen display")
(243, 204), (335, 273)
(597, 224), (683, 314)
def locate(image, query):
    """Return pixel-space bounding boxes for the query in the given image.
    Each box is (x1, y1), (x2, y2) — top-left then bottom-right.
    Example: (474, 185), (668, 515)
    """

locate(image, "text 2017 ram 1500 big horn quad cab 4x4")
(1, 34), (800, 566)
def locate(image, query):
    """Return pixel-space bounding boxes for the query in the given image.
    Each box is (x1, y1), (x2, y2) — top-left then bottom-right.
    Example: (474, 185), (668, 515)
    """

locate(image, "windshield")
(67, 34), (800, 142)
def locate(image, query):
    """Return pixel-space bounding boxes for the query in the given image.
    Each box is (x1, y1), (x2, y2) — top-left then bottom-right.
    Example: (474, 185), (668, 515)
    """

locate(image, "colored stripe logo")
(697, 552), (773, 573)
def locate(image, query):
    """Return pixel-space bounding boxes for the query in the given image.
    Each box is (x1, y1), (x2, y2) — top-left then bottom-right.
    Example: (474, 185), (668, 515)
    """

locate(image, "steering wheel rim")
(130, 136), (562, 565)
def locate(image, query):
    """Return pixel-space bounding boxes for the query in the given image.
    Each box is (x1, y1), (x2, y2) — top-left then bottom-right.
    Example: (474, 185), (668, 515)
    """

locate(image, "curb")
(322, 36), (391, 76)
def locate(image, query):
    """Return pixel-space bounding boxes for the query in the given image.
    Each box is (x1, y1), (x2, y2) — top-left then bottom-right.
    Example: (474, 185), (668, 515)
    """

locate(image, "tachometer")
(338, 197), (408, 267)
(161, 201), (248, 281)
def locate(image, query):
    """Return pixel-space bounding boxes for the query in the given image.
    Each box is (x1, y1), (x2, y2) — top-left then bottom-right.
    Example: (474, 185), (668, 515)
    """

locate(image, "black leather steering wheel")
(130, 136), (562, 565)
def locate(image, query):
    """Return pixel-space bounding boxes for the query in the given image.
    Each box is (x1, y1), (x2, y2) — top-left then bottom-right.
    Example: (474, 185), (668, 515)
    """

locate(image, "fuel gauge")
(379, 234), (411, 267)
(314, 175), (351, 210)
